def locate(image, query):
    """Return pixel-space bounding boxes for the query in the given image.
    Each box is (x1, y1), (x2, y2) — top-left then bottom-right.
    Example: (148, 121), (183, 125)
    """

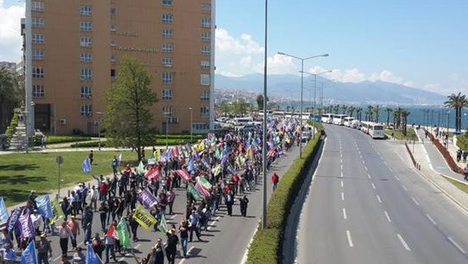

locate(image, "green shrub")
(247, 124), (324, 264)
(457, 133), (468, 151)
(5, 112), (19, 147)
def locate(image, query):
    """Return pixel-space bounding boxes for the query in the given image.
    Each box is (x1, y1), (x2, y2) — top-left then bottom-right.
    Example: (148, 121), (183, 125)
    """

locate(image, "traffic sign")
(56, 155), (64, 165)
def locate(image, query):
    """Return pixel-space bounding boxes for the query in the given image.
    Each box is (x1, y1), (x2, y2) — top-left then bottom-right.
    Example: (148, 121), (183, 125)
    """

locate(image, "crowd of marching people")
(0, 116), (303, 264)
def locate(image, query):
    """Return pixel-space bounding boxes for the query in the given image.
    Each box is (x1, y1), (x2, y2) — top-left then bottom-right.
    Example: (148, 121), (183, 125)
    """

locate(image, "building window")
(80, 37), (92, 47)
(81, 86), (92, 98)
(110, 7), (117, 16)
(32, 85), (45, 98)
(32, 18), (44, 28)
(80, 53), (92, 63)
(162, 88), (173, 100)
(162, 28), (173, 38)
(201, 32), (211, 42)
(162, 106), (173, 116)
(201, 61), (210, 69)
(201, 46), (211, 56)
(110, 40), (117, 47)
(200, 74), (210, 85)
(162, 43), (173, 53)
(80, 68), (92, 81)
(110, 24), (117, 32)
(200, 106), (210, 116)
(162, 58), (173, 67)
(80, 5), (92, 16)
(162, 0), (173, 6)
(111, 69), (116, 80)
(162, 13), (173, 23)
(200, 91), (210, 101)
(32, 67), (44, 79)
(32, 50), (44, 61)
(201, 3), (211, 12)
(111, 54), (116, 63)
(80, 21), (93, 32)
(193, 123), (209, 131)
(80, 104), (93, 117)
(201, 17), (211, 28)
(32, 1), (44, 12)
(32, 34), (45, 44)
(162, 72), (173, 84)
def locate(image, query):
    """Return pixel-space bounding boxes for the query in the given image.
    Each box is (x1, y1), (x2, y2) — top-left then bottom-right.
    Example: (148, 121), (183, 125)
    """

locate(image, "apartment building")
(26, 0), (215, 135)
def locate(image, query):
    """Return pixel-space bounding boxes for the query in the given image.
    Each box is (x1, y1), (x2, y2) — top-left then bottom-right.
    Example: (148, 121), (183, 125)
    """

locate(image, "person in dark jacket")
(239, 195), (249, 217)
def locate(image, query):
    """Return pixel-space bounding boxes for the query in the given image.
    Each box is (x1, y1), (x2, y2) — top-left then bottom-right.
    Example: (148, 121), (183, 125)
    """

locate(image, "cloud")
(0, 0), (24, 62)
(254, 54), (299, 75)
(215, 28), (263, 55)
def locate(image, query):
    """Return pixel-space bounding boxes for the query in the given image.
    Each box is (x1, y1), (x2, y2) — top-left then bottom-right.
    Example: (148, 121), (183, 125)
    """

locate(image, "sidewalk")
(411, 129), (468, 212)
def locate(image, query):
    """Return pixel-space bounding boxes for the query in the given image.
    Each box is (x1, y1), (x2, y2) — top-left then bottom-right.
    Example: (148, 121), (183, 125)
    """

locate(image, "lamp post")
(277, 52), (329, 158)
(300, 70), (332, 116)
(96, 112), (103, 151)
(447, 110), (450, 148)
(188, 107), (193, 143)
(262, 0), (268, 230)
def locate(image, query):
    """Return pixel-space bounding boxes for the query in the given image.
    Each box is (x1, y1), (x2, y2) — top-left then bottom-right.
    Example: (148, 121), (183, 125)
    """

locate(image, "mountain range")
(214, 73), (446, 106)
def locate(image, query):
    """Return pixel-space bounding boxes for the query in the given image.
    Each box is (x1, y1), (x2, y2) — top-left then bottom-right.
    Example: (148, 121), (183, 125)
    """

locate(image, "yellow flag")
(133, 205), (158, 231)
(51, 199), (64, 225)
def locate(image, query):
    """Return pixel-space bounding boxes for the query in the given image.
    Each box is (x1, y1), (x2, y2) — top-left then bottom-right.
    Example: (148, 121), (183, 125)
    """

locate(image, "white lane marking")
(402, 185), (408, 192)
(371, 182), (376, 190)
(169, 214), (177, 220)
(342, 208), (347, 220)
(389, 167), (393, 172)
(368, 174), (372, 179)
(340, 171), (344, 178)
(426, 214), (437, 225)
(395, 175), (401, 182)
(207, 216), (220, 231)
(364, 166), (368, 171)
(341, 192), (345, 201)
(179, 246), (196, 264)
(384, 210), (392, 223)
(340, 164), (343, 170)
(397, 234), (411, 251)
(341, 180), (344, 188)
(361, 160), (365, 165)
(411, 197), (420, 206)
(376, 194), (382, 203)
(346, 230), (354, 247)
(447, 237), (467, 255)
(135, 243), (141, 249)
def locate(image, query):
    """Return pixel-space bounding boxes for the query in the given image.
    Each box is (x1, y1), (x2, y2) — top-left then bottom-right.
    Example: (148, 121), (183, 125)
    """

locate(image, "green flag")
(187, 183), (203, 201)
(50, 199), (64, 225)
(137, 161), (145, 175)
(158, 214), (168, 236)
(198, 176), (212, 190)
(117, 217), (131, 249)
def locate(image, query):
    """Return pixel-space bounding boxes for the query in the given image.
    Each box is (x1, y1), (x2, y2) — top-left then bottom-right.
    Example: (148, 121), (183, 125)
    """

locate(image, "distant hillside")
(215, 73), (446, 105)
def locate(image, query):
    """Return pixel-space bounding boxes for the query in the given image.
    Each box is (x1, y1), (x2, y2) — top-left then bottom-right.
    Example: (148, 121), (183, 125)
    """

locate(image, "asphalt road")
(43, 145), (300, 264)
(295, 124), (468, 264)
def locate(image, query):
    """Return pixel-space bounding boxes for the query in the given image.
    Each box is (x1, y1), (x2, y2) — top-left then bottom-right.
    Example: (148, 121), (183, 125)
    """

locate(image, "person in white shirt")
(90, 186), (98, 211)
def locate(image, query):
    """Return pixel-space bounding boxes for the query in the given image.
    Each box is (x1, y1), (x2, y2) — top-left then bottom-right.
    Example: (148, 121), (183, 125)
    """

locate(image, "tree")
(394, 107), (402, 129)
(0, 67), (22, 133)
(218, 101), (232, 116)
(256, 94), (268, 111)
(444, 92), (468, 132)
(385, 108), (393, 126)
(401, 109), (410, 136)
(103, 56), (157, 162)
(374, 105), (380, 123)
(232, 99), (251, 116)
(356, 107), (362, 121)
(348, 106), (356, 117)
(366, 105), (374, 121)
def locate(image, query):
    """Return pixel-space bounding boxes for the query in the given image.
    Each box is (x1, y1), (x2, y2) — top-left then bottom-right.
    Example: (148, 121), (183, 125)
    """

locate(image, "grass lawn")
(0, 150), (149, 207)
(385, 128), (418, 141)
(444, 176), (468, 194)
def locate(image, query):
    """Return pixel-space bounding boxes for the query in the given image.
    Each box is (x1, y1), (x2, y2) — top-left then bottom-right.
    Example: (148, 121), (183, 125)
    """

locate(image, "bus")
(360, 121), (371, 134)
(333, 114), (347, 125)
(369, 123), (385, 139)
(321, 113), (334, 124)
(344, 116), (354, 127)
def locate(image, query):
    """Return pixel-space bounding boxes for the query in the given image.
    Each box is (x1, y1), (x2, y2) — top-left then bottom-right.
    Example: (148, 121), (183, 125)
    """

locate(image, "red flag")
(176, 169), (191, 182)
(173, 146), (180, 158)
(145, 167), (161, 181)
(195, 181), (211, 197)
(107, 224), (118, 239)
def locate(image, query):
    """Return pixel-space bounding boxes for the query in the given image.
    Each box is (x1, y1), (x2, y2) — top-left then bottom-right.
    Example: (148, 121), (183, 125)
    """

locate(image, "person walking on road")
(272, 172), (280, 191)
(239, 195), (249, 217)
(165, 228), (179, 264)
(37, 234), (53, 264)
(464, 165), (468, 181)
(58, 221), (72, 257)
(67, 216), (80, 249)
(179, 218), (189, 258)
(188, 210), (202, 242)
(226, 191), (234, 216)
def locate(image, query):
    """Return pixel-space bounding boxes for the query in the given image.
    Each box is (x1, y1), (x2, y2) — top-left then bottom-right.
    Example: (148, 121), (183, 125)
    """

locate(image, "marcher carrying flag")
(82, 157), (92, 174)
(117, 217), (132, 249)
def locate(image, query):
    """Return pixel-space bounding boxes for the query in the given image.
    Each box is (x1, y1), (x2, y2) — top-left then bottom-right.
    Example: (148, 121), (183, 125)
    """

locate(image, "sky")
(1, 0), (467, 95)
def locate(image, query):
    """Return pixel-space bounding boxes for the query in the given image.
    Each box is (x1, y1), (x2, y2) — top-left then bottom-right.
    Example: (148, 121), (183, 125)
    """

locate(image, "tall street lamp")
(277, 52), (329, 158)
(300, 70), (332, 116)
(262, 0), (268, 230)
(188, 107), (193, 143)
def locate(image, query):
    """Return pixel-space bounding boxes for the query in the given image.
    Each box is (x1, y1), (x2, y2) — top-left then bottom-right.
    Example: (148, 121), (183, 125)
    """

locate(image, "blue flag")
(21, 240), (38, 264)
(0, 197), (8, 226)
(82, 157), (92, 174)
(35, 195), (53, 219)
(86, 243), (100, 264)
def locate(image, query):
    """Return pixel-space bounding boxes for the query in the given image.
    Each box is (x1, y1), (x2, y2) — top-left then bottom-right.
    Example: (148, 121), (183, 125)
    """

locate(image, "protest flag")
(187, 183), (203, 201)
(107, 224), (118, 239)
(158, 213), (168, 236)
(82, 157), (92, 174)
(116, 218), (131, 249)
(20, 240), (38, 264)
(86, 243), (100, 264)
(36, 195), (53, 219)
(0, 197), (8, 228)
(50, 199), (64, 225)
(195, 181), (211, 198)
(133, 205), (157, 231)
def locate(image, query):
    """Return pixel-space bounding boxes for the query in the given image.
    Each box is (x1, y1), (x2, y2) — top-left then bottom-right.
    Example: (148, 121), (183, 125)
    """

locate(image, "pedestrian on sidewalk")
(37, 233), (52, 264)
(239, 195), (249, 217)
(272, 172), (280, 192)
(179, 218), (189, 258)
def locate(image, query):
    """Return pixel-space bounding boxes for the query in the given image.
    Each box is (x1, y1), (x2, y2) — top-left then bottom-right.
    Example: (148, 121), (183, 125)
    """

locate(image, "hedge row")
(33, 135), (92, 146)
(155, 134), (206, 140)
(247, 124), (324, 264)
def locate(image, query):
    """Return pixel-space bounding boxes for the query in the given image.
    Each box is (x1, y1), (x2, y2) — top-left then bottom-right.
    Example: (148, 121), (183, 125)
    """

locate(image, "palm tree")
(356, 107), (363, 121)
(393, 107), (402, 129)
(348, 106), (356, 117)
(341, 105), (348, 115)
(286, 105), (290, 113)
(333, 104), (340, 114)
(444, 92), (468, 132)
(374, 105), (380, 123)
(366, 105), (374, 121)
(401, 109), (410, 136)
(385, 108), (393, 126)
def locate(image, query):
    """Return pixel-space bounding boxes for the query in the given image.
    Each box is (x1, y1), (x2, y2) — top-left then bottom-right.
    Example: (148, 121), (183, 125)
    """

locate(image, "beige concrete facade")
(29, 0), (214, 135)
